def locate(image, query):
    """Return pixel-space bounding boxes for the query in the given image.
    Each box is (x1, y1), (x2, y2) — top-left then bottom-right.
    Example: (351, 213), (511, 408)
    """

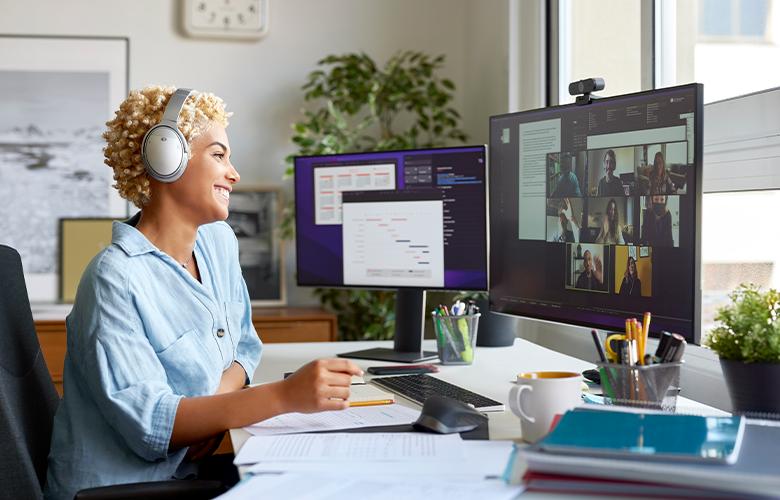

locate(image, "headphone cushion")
(142, 125), (188, 182)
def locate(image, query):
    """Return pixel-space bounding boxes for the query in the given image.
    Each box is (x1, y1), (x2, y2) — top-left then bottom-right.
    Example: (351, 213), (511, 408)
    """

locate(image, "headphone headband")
(161, 88), (193, 124)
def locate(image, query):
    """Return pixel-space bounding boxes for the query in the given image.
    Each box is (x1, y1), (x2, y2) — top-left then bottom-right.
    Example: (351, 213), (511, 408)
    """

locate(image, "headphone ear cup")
(142, 125), (189, 183)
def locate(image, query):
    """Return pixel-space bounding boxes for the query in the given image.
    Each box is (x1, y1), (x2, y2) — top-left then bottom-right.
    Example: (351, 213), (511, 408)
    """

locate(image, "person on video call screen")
(619, 255), (642, 297)
(597, 149), (624, 197)
(641, 195), (674, 247)
(575, 249), (605, 291)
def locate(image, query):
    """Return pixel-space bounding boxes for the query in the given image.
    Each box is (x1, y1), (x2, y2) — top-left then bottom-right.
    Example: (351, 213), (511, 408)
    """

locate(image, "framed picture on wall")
(225, 185), (286, 306)
(0, 35), (129, 302)
(59, 218), (119, 302)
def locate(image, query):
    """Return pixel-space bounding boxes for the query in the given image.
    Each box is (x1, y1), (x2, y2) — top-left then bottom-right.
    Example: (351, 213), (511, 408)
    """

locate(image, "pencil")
(349, 399), (394, 407)
(642, 312), (651, 363)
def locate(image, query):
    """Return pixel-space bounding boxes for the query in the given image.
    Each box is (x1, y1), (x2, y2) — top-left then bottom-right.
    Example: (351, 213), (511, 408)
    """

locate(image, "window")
(701, 191), (780, 338)
(658, 0), (780, 102)
(553, 0), (647, 104)
(699, 0), (771, 41)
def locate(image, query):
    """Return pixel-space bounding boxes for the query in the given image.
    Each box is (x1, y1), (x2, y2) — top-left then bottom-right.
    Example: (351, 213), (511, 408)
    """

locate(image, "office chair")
(0, 245), (224, 500)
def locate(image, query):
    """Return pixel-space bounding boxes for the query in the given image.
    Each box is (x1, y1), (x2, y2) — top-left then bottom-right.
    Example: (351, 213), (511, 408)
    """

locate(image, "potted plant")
(282, 51), (468, 341)
(705, 283), (780, 415)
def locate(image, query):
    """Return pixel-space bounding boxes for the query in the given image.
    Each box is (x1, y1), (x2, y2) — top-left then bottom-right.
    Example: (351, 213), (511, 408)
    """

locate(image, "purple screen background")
(294, 147), (487, 290)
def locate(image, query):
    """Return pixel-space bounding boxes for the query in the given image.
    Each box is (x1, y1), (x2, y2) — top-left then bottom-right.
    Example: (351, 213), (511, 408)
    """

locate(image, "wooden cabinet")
(36, 307), (337, 396)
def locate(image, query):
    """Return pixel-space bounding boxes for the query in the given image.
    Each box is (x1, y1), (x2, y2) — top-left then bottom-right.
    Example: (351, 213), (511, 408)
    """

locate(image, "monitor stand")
(338, 289), (438, 363)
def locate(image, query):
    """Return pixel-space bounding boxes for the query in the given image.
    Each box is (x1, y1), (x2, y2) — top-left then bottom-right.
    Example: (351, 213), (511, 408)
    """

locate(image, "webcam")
(569, 77), (605, 106)
(568, 78), (605, 96)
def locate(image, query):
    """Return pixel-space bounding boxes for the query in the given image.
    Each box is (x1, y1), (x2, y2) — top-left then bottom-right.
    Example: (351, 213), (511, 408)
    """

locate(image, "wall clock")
(183, 0), (269, 40)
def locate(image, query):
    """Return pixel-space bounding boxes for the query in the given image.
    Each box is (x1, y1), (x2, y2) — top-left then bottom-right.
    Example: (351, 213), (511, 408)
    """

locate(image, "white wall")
(1, 0), (509, 306)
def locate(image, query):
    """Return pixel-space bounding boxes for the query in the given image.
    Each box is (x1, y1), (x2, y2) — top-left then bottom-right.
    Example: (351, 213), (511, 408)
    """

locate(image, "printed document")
(216, 473), (524, 500)
(234, 432), (464, 465)
(244, 404), (419, 436)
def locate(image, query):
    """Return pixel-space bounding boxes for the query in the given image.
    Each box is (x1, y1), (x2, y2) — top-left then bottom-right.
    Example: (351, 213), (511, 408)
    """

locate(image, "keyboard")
(370, 374), (505, 412)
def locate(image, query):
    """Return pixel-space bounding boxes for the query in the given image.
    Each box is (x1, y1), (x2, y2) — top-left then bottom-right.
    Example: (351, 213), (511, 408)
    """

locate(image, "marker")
(655, 331), (672, 362)
(662, 333), (687, 363)
(590, 329), (607, 363)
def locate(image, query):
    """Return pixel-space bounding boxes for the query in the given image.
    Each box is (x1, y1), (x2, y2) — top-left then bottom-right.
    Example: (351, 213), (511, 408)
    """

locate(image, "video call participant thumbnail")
(635, 144), (688, 196)
(567, 243), (609, 292)
(588, 147), (633, 197)
(548, 152), (585, 198)
(640, 195), (679, 247)
(546, 197), (583, 243)
(590, 197), (631, 245)
(614, 245), (652, 297)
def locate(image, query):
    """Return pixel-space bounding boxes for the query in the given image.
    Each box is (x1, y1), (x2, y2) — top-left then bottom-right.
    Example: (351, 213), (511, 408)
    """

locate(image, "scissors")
(604, 333), (628, 362)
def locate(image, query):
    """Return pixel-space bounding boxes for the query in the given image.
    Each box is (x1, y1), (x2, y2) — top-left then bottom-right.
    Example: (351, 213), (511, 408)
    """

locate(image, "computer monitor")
(294, 146), (488, 361)
(489, 84), (703, 343)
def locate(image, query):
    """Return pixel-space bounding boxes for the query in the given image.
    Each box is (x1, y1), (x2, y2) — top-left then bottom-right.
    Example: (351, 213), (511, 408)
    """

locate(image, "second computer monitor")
(294, 146), (487, 362)
(295, 146), (488, 291)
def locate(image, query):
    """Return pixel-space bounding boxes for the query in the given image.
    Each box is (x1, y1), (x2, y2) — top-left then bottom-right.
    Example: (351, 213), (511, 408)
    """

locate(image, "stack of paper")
(234, 433), (515, 484)
(217, 473), (523, 500)
(244, 404), (420, 436)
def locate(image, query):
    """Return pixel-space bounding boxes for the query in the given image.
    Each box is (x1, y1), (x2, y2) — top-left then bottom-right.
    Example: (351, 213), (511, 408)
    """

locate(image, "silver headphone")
(141, 88), (193, 183)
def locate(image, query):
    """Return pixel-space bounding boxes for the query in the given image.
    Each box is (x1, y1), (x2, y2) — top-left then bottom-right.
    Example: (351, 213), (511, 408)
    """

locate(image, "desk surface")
(230, 338), (721, 453)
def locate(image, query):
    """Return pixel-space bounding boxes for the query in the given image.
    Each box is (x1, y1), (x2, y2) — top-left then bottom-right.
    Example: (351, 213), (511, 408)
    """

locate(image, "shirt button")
(217, 328), (225, 338)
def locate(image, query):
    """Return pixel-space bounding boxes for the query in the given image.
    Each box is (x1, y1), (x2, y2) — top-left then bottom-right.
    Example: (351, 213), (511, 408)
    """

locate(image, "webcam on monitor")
(569, 77), (605, 96)
(569, 77), (606, 106)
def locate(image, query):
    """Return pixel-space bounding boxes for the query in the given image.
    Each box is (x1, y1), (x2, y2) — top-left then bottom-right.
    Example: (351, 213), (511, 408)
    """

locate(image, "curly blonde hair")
(103, 85), (231, 207)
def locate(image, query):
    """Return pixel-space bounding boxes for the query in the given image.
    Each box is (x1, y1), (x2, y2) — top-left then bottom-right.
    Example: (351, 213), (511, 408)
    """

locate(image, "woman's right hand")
(280, 359), (363, 413)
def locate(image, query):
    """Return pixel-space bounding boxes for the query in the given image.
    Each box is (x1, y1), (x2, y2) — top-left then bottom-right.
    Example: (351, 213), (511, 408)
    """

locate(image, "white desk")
(230, 338), (720, 453)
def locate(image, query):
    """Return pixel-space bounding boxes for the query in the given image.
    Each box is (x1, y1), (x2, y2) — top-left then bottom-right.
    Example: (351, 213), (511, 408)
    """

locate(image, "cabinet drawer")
(254, 320), (333, 343)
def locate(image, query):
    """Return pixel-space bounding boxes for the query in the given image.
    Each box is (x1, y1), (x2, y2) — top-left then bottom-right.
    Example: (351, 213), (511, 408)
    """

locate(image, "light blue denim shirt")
(45, 215), (262, 500)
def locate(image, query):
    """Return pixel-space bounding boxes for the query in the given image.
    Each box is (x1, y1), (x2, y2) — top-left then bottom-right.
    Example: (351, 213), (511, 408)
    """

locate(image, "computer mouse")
(413, 395), (488, 434)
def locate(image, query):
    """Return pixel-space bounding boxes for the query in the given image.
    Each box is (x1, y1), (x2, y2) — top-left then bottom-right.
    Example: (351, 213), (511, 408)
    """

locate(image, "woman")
(648, 151), (675, 195)
(619, 256), (642, 297)
(595, 198), (625, 245)
(45, 86), (362, 499)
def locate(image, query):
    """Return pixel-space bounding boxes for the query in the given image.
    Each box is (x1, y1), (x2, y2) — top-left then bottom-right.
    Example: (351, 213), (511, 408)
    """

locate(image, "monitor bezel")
(488, 83), (703, 344)
(293, 144), (490, 292)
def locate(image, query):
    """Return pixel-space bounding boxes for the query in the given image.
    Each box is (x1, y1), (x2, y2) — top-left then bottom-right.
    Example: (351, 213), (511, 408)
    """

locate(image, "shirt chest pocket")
(224, 301), (245, 360)
(155, 328), (219, 396)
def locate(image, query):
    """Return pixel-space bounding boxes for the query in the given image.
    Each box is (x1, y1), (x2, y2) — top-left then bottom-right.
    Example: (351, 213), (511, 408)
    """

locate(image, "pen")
(434, 310), (460, 358)
(590, 329), (607, 363)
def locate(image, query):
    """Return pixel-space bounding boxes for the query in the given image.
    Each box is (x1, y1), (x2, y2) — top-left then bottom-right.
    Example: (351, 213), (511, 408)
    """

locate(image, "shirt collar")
(112, 212), (157, 257)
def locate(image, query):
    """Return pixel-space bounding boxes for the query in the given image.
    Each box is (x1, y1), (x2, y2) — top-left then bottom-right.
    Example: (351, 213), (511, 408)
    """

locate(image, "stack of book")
(503, 407), (780, 498)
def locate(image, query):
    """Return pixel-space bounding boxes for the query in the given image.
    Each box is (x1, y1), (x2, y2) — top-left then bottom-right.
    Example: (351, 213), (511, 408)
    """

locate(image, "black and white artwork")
(0, 36), (128, 301)
(225, 188), (286, 305)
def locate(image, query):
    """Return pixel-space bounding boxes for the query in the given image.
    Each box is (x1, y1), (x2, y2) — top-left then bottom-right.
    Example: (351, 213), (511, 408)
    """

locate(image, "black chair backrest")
(0, 245), (60, 499)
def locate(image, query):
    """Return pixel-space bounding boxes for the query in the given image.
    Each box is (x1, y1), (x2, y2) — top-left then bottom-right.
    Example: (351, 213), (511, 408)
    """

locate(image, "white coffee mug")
(508, 371), (582, 442)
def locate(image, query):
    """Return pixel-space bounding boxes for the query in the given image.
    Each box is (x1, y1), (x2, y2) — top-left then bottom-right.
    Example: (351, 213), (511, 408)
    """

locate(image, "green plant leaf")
(705, 284), (780, 363)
